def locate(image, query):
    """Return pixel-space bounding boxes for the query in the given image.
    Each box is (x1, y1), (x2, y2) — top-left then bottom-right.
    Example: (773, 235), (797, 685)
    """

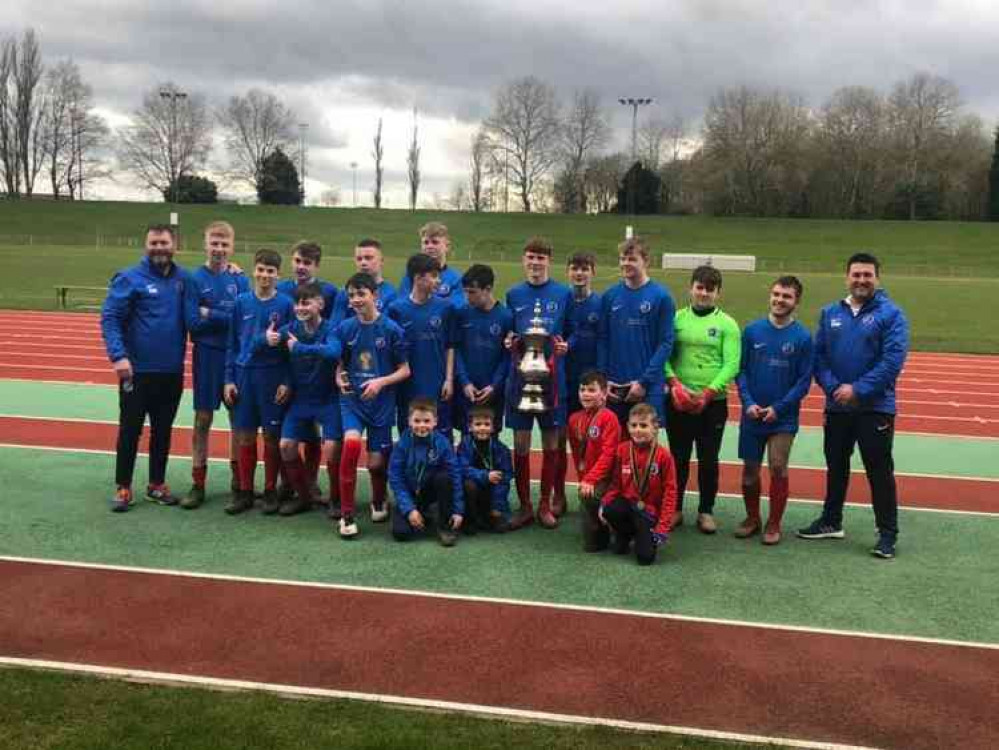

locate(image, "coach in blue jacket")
(101, 223), (190, 513)
(798, 252), (909, 559)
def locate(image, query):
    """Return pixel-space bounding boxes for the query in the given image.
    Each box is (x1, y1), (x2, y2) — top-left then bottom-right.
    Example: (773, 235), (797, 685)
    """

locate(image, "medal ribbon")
(629, 443), (654, 502)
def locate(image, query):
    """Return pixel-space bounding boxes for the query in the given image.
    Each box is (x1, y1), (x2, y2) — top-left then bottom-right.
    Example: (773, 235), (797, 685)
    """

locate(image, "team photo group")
(100, 220), (909, 563)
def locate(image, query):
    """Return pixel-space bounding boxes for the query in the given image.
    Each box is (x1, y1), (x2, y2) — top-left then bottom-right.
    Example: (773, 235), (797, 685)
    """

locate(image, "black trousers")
(601, 497), (657, 566)
(821, 411), (899, 537)
(392, 470), (455, 541)
(115, 372), (184, 487)
(665, 398), (728, 514)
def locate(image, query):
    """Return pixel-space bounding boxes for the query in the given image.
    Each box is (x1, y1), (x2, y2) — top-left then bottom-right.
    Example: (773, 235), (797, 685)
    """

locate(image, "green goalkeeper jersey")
(664, 306), (741, 397)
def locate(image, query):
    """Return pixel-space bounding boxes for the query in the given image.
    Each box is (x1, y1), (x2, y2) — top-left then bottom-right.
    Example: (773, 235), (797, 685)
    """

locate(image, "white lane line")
(3, 556), (998, 650)
(0, 657), (880, 750)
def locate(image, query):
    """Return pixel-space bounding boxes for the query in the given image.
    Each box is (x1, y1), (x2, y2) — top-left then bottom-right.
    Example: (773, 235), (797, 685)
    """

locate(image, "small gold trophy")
(516, 300), (552, 413)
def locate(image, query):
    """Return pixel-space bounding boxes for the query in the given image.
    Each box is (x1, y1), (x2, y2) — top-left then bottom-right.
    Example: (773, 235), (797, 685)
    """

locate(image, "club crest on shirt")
(546, 301), (558, 313)
(428, 449), (438, 462)
(587, 312), (599, 323)
(862, 314), (875, 326)
(489, 323), (502, 336)
(587, 425), (600, 439)
(707, 327), (718, 337)
(226, 284), (237, 296)
(430, 316), (442, 329)
(640, 301), (652, 314)
(650, 463), (660, 476)
(374, 337), (386, 349)
(781, 342), (795, 354)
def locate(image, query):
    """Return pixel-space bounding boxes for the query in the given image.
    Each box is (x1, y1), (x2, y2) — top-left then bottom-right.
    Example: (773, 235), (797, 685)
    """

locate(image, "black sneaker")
(278, 495), (311, 516)
(438, 529), (458, 547)
(797, 518), (845, 540)
(327, 499), (342, 521)
(261, 489), (281, 515)
(146, 483), (178, 506)
(224, 490), (254, 516)
(612, 534), (632, 555)
(871, 534), (896, 560)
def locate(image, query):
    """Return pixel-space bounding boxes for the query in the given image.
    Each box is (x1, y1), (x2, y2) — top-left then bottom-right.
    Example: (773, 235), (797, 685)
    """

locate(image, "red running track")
(2, 415), (995, 513)
(2, 559), (996, 750)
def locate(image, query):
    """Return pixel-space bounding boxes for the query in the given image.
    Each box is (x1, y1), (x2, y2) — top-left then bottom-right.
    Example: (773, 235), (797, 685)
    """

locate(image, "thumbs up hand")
(266, 321), (281, 347)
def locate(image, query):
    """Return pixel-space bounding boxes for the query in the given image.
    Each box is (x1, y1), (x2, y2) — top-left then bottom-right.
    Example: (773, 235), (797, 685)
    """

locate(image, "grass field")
(1, 200), (998, 351)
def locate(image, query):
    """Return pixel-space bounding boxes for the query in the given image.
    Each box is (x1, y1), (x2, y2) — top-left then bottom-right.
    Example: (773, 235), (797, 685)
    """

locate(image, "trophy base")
(517, 398), (548, 414)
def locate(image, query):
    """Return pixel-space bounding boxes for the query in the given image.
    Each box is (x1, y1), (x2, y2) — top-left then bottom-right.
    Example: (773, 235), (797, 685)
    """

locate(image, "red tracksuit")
(567, 406), (621, 485)
(602, 441), (678, 537)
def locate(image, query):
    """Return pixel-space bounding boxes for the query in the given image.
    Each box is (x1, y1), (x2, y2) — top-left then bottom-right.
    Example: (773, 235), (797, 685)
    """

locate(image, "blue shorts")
(341, 399), (393, 454)
(231, 367), (287, 435)
(454, 394), (504, 434)
(192, 345), (227, 412)
(738, 421), (797, 464)
(281, 400), (342, 442)
(506, 401), (567, 431)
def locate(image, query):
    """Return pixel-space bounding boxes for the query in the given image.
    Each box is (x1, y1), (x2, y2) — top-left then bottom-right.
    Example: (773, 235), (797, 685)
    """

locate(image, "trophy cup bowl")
(517, 300), (552, 414)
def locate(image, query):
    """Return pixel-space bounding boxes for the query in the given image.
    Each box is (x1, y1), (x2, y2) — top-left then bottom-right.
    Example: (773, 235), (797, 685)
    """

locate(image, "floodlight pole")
(618, 97), (653, 215)
(298, 122), (309, 205)
(160, 86), (188, 204)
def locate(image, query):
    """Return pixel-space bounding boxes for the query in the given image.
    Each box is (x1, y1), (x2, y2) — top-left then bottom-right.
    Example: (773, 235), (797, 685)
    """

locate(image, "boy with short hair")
(335, 272), (411, 538)
(331, 238), (398, 320)
(455, 264), (513, 433)
(598, 236), (675, 429)
(599, 403), (678, 566)
(736, 276), (813, 545)
(388, 253), (457, 434)
(398, 222), (465, 307)
(456, 405), (513, 533)
(277, 283), (343, 516)
(183, 221), (250, 509)
(388, 398), (464, 546)
(567, 371), (621, 552)
(223, 249), (295, 515)
(505, 236), (574, 530)
(277, 240), (340, 498)
(558, 251), (602, 516)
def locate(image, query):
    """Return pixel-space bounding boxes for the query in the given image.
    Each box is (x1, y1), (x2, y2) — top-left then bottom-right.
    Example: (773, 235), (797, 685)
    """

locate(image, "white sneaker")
(370, 502), (389, 523)
(339, 515), (359, 539)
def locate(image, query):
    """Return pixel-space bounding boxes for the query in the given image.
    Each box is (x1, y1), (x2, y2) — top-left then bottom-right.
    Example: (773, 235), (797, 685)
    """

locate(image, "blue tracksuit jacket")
(388, 429), (464, 516)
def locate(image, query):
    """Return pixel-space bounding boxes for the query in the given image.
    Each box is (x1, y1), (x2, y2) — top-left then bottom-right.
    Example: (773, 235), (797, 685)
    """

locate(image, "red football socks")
(554, 446), (567, 502)
(263, 440), (281, 492)
(326, 459), (340, 504)
(284, 456), (311, 501)
(339, 438), (363, 518)
(540, 448), (559, 507)
(304, 441), (321, 484)
(743, 478), (762, 521)
(768, 475), (789, 526)
(191, 464), (207, 488)
(514, 452), (531, 509)
(238, 444), (257, 492)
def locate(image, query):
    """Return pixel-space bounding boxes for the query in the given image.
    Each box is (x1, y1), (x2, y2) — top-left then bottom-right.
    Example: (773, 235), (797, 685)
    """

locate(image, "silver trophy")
(516, 300), (552, 413)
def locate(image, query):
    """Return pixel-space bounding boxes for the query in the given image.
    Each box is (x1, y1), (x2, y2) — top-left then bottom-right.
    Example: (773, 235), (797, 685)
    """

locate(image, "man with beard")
(798, 253), (909, 560)
(101, 224), (191, 512)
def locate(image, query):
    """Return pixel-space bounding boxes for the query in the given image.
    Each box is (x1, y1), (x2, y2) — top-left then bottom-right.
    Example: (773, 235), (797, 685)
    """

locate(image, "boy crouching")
(388, 398), (464, 546)
(599, 403), (678, 566)
(456, 406), (513, 533)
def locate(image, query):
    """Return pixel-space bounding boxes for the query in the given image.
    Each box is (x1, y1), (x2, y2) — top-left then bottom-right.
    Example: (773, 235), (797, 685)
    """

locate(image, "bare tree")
(448, 181), (468, 211)
(887, 72), (962, 220)
(217, 88), (295, 192)
(483, 76), (561, 212)
(702, 85), (812, 216)
(42, 60), (108, 199)
(469, 128), (491, 212)
(372, 116), (384, 209)
(583, 152), (627, 213)
(117, 83), (213, 198)
(559, 89), (610, 212)
(0, 29), (47, 197)
(406, 107), (420, 211)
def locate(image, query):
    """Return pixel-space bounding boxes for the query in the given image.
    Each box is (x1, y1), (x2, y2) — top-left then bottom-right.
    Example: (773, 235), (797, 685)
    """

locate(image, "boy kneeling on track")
(599, 403), (678, 566)
(388, 398), (464, 546)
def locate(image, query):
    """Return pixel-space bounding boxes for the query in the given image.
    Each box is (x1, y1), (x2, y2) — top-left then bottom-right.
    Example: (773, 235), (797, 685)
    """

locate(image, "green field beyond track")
(2, 201), (999, 350)
(1, 445), (995, 644)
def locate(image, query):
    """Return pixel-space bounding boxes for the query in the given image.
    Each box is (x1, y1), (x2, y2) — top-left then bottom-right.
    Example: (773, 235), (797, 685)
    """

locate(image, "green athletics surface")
(0, 668), (761, 750)
(1, 380), (996, 478)
(1, 446), (996, 644)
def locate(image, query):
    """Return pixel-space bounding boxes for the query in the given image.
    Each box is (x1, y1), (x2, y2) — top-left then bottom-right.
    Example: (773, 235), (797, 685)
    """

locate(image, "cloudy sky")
(5, 0), (998, 205)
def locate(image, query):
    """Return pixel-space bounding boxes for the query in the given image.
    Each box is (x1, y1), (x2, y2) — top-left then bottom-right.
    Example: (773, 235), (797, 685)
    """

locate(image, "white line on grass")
(3, 555), (998, 651)
(0, 657), (880, 750)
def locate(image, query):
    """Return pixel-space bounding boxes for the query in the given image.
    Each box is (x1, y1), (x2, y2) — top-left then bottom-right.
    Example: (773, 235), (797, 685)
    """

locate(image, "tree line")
(3, 26), (999, 219)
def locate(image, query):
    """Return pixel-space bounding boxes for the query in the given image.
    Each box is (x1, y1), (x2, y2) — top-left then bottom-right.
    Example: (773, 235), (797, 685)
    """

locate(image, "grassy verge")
(0, 667), (769, 750)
